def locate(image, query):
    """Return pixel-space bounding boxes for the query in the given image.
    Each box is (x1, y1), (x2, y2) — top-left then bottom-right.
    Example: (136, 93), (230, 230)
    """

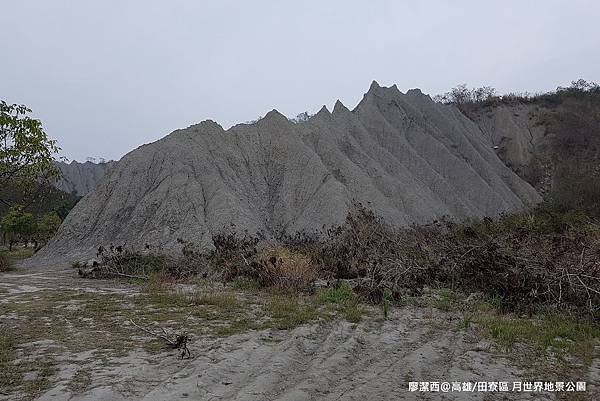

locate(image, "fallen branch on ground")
(129, 319), (191, 359)
(78, 266), (149, 280)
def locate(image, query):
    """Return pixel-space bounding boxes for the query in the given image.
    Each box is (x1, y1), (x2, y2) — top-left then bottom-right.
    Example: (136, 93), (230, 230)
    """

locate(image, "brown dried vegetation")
(316, 205), (600, 316)
(82, 201), (599, 320)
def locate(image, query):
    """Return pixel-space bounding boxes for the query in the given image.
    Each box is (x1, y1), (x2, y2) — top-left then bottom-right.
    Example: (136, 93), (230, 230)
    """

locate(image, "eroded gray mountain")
(36, 82), (540, 263)
(54, 160), (114, 196)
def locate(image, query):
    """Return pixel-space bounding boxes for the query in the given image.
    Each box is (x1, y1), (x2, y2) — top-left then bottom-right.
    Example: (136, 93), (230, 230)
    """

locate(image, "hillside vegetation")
(439, 79), (600, 216)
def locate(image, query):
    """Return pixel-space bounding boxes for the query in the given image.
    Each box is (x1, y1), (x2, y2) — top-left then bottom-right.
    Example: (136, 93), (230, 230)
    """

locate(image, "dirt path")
(0, 264), (138, 297)
(1, 266), (596, 400)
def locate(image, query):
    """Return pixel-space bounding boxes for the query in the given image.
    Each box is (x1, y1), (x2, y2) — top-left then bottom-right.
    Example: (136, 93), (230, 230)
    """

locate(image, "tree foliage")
(0, 101), (61, 207)
(37, 212), (62, 242)
(0, 205), (62, 249)
(433, 84), (497, 104)
(558, 79), (600, 94)
(434, 79), (600, 107)
(0, 181), (80, 219)
(1, 205), (36, 250)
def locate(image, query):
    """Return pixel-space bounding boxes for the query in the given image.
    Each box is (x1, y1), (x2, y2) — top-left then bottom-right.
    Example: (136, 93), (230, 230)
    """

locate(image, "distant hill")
(54, 160), (114, 196)
(0, 160), (110, 222)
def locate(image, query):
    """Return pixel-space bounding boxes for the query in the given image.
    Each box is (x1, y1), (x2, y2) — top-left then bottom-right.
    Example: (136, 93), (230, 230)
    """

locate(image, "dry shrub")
(315, 206), (437, 303)
(251, 247), (319, 291)
(206, 229), (321, 291)
(87, 245), (172, 279)
(198, 204), (599, 314)
(209, 232), (259, 281)
(142, 272), (176, 293)
(435, 224), (600, 313)
(75, 204), (599, 316)
(314, 204), (600, 314)
(79, 244), (207, 280)
(0, 252), (10, 272)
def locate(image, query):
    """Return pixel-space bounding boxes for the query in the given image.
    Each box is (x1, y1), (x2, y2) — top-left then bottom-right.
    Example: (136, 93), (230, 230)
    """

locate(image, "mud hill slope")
(466, 92), (600, 196)
(468, 103), (547, 176)
(54, 160), (114, 196)
(35, 82), (540, 264)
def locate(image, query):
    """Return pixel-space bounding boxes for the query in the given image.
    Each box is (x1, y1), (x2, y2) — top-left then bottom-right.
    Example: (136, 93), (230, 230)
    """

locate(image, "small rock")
(312, 279), (328, 289)
(465, 292), (484, 304)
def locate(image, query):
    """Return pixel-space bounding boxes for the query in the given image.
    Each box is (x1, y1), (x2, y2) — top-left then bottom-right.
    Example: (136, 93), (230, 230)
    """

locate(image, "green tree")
(1, 205), (36, 250)
(36, 212), (62, 245)
(0, 101), (61, 207)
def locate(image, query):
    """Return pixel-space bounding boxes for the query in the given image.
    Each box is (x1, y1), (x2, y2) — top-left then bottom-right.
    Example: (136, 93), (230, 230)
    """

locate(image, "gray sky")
(2, 0), (599, 162)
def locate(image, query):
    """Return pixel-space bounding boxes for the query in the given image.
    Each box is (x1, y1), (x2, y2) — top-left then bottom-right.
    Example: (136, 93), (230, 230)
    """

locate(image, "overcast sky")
(2, 0), (599, 162)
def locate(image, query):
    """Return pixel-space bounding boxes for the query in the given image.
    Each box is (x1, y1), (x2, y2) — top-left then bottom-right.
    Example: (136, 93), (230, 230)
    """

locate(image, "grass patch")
(84, 296), (126, 314)
(473, 295), (503, 312)
(473, 313), (600, 359)
(2, 291), (139, 357)
(318, 283), (354, 304)
(67, 369), (93, 394)
(251, 247), (319, 291)
(143, 287), (239, 311)
(430, 289), (463, 312)
(231, 277), (262, 291)
(97, 248), (171, 278)
(216, 319), (270, 336)
(189, 291), (238, 310)
(141, 272), (175, 293)
(20, 360), (58, 399)
(0, 247), (34, 271)
(342, 299), (363, 323)
(317, 283), (363, 322)
(458, 294), (600, 361)
(144, 290), (189, 308)
(4, 247), (35, 261)
(141, 338), (169, 354)
(0, 329), (21, 392)
(0, 326), (58, 400)
(266, 295), (320, 330)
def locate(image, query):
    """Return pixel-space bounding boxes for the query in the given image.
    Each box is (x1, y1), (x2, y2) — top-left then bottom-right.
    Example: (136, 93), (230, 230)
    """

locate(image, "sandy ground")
(1, 266), (597, 401)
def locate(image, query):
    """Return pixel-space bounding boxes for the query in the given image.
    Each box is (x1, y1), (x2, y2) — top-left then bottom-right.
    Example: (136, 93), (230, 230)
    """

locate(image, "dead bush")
(435, 228), (600, 312)
(78, 241), (211, 280)
(0, 252), (10, 272)
(312, 204), (600, 314)
(206, 232), (319, 291)
(74, 204), (599, 316)
(95, 245), (172, 279)
(209, 231), (259, 281)
(315, 206), (437, 303)
(250, 247), (319, 291)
